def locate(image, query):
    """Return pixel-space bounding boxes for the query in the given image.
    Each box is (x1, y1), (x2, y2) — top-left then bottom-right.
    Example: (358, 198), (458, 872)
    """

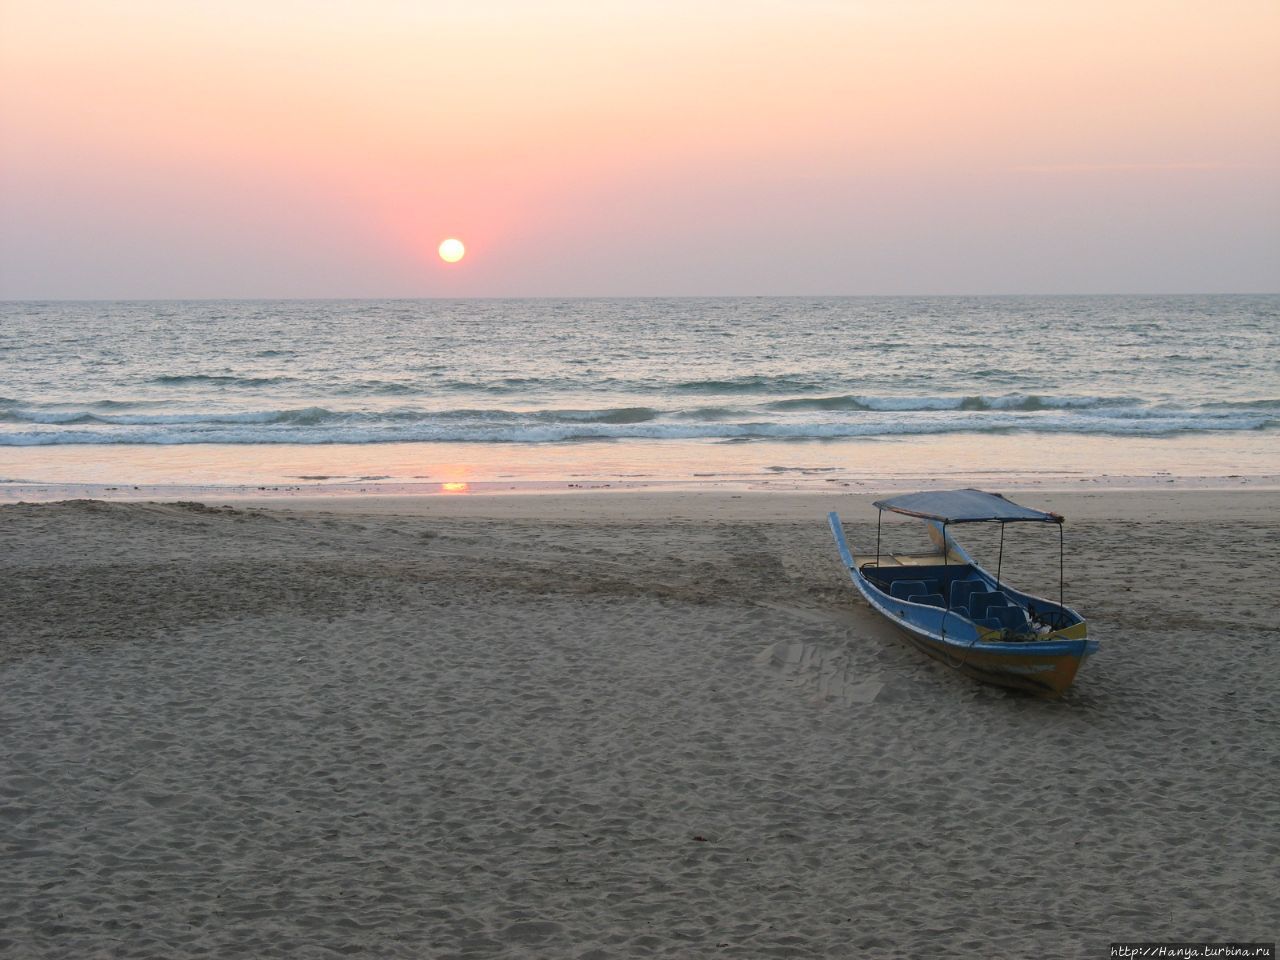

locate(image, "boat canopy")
(872, 489), (1063, 524)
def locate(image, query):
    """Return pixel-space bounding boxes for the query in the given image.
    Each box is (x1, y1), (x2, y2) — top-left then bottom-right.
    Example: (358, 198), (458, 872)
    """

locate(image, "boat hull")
(885, 616), (1091, 696)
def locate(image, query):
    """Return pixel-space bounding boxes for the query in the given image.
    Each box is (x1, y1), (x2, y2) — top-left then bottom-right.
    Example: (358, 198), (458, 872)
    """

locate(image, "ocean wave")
(334, 380), (422, 396)
(433, 376), (588, 395)
(147, 374), (300, 387)
(0, 405), (669, 428)
(0, 406), (342, 426)
(0, 396), (1272, 435)
(1, 411), (1272, 445)
(671, 406), (750, 421)
(1202, 398), (1280, 410)
(88, 398), (178, 410)
(544, 407), (660, 424)
(671, 375), (823, 394)
(764, 393), (1139, 412)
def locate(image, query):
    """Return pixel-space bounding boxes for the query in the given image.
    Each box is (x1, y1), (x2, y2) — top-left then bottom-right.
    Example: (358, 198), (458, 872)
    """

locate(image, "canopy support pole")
(996, 523), (1005, 589)
(941, 521), (952, 637)
(1058, 522), (1065, 627)
(874, 510), (882, 568)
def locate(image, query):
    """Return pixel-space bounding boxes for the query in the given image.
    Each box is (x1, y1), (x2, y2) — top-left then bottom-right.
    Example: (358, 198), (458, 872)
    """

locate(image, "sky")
(1, 0), (1277, 298)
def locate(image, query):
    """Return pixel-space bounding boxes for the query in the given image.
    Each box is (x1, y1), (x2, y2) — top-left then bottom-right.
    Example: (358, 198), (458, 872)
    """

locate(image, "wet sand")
(2, 490), (1277, 957)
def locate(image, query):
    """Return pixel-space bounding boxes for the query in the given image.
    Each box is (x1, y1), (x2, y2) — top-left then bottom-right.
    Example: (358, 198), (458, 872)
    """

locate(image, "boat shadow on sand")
(755, 600), (1103, 708)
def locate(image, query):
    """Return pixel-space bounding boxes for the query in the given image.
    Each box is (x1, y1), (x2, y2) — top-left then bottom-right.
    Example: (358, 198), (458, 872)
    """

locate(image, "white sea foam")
(0, 408), (1272, 445)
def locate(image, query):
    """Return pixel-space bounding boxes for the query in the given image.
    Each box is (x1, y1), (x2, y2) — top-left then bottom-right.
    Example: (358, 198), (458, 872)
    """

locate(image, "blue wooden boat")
(828, 489), (1097, 696)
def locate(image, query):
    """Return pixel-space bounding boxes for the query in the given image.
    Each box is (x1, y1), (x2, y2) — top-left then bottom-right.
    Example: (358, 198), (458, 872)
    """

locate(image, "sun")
(438, 238), (465, 263)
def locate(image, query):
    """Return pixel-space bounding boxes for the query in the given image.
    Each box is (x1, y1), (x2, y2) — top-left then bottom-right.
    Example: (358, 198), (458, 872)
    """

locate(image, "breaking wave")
(763, 393), (1140, 413)
(0, 396), (1273, 445)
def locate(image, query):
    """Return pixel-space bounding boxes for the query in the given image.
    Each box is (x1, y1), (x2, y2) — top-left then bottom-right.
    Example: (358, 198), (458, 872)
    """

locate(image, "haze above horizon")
(1, 1), (1277, 299)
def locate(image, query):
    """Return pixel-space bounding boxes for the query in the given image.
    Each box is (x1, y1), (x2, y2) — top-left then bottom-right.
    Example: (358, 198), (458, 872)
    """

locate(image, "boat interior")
(859, 562), (1039, 634)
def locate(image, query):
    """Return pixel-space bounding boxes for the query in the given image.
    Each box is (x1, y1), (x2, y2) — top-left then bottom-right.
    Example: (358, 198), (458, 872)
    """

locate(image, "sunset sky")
(1, 0), (1277, 298)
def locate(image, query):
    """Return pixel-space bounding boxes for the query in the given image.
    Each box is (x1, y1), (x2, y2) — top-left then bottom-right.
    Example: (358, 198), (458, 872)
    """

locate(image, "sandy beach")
(2, 489), (1277, 958)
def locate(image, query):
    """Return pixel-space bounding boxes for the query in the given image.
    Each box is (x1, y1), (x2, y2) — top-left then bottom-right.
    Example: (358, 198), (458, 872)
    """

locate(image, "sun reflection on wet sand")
(3, 433), (1273, 491)
(441, 481), (470, 493)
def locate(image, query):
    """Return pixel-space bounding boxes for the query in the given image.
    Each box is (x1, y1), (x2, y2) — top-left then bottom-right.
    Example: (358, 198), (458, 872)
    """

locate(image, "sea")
(2, 295), (1277, 495)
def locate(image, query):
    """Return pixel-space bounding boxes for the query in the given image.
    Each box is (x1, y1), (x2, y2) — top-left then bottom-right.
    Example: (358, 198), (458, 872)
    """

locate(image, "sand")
(1, 490), (1277, 958)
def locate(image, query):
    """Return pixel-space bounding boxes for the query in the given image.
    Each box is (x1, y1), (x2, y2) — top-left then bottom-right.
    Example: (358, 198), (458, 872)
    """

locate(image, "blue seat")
(917, 579), (940, 597)
(986, 605), (1030, 633)
(949, 579), (987, 610)
(950, 604), (970, 620)
(889, 579), (928, 600)
(976, 616), (1004, 632)
(908, 593), (946, 608)
(968, 591), (1010, 619)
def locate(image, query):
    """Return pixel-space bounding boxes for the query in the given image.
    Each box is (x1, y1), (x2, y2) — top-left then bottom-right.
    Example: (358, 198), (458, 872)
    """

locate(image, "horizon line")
(3, 291), (1278, 304)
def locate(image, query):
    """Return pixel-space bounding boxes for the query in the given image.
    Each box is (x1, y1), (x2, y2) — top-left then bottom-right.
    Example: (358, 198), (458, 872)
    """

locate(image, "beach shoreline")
(4, 429), (1278, 496)
(3, 473), (1278, 507)
(3, 488), (1277, 956)
(3, 443), (1278, 505)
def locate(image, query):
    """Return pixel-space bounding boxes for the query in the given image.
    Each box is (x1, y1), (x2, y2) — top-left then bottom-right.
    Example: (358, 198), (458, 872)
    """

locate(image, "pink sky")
(1, 0), (1277, 297)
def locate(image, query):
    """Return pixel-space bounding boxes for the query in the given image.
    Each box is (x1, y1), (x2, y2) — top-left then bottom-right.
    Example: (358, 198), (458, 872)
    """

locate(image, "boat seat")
(975, 616), (1004, 632)
(968, 591), (1011, 619)
(889, 580), (929, 600)
(985, 605), (1030, 633)
(907, 593), (946, 608)
(949, 604), (970, 620)
(949, 579), (987, 610)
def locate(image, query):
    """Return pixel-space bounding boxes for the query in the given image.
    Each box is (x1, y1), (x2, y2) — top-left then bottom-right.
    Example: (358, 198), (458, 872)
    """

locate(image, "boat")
(827, 489), (1097, 696)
